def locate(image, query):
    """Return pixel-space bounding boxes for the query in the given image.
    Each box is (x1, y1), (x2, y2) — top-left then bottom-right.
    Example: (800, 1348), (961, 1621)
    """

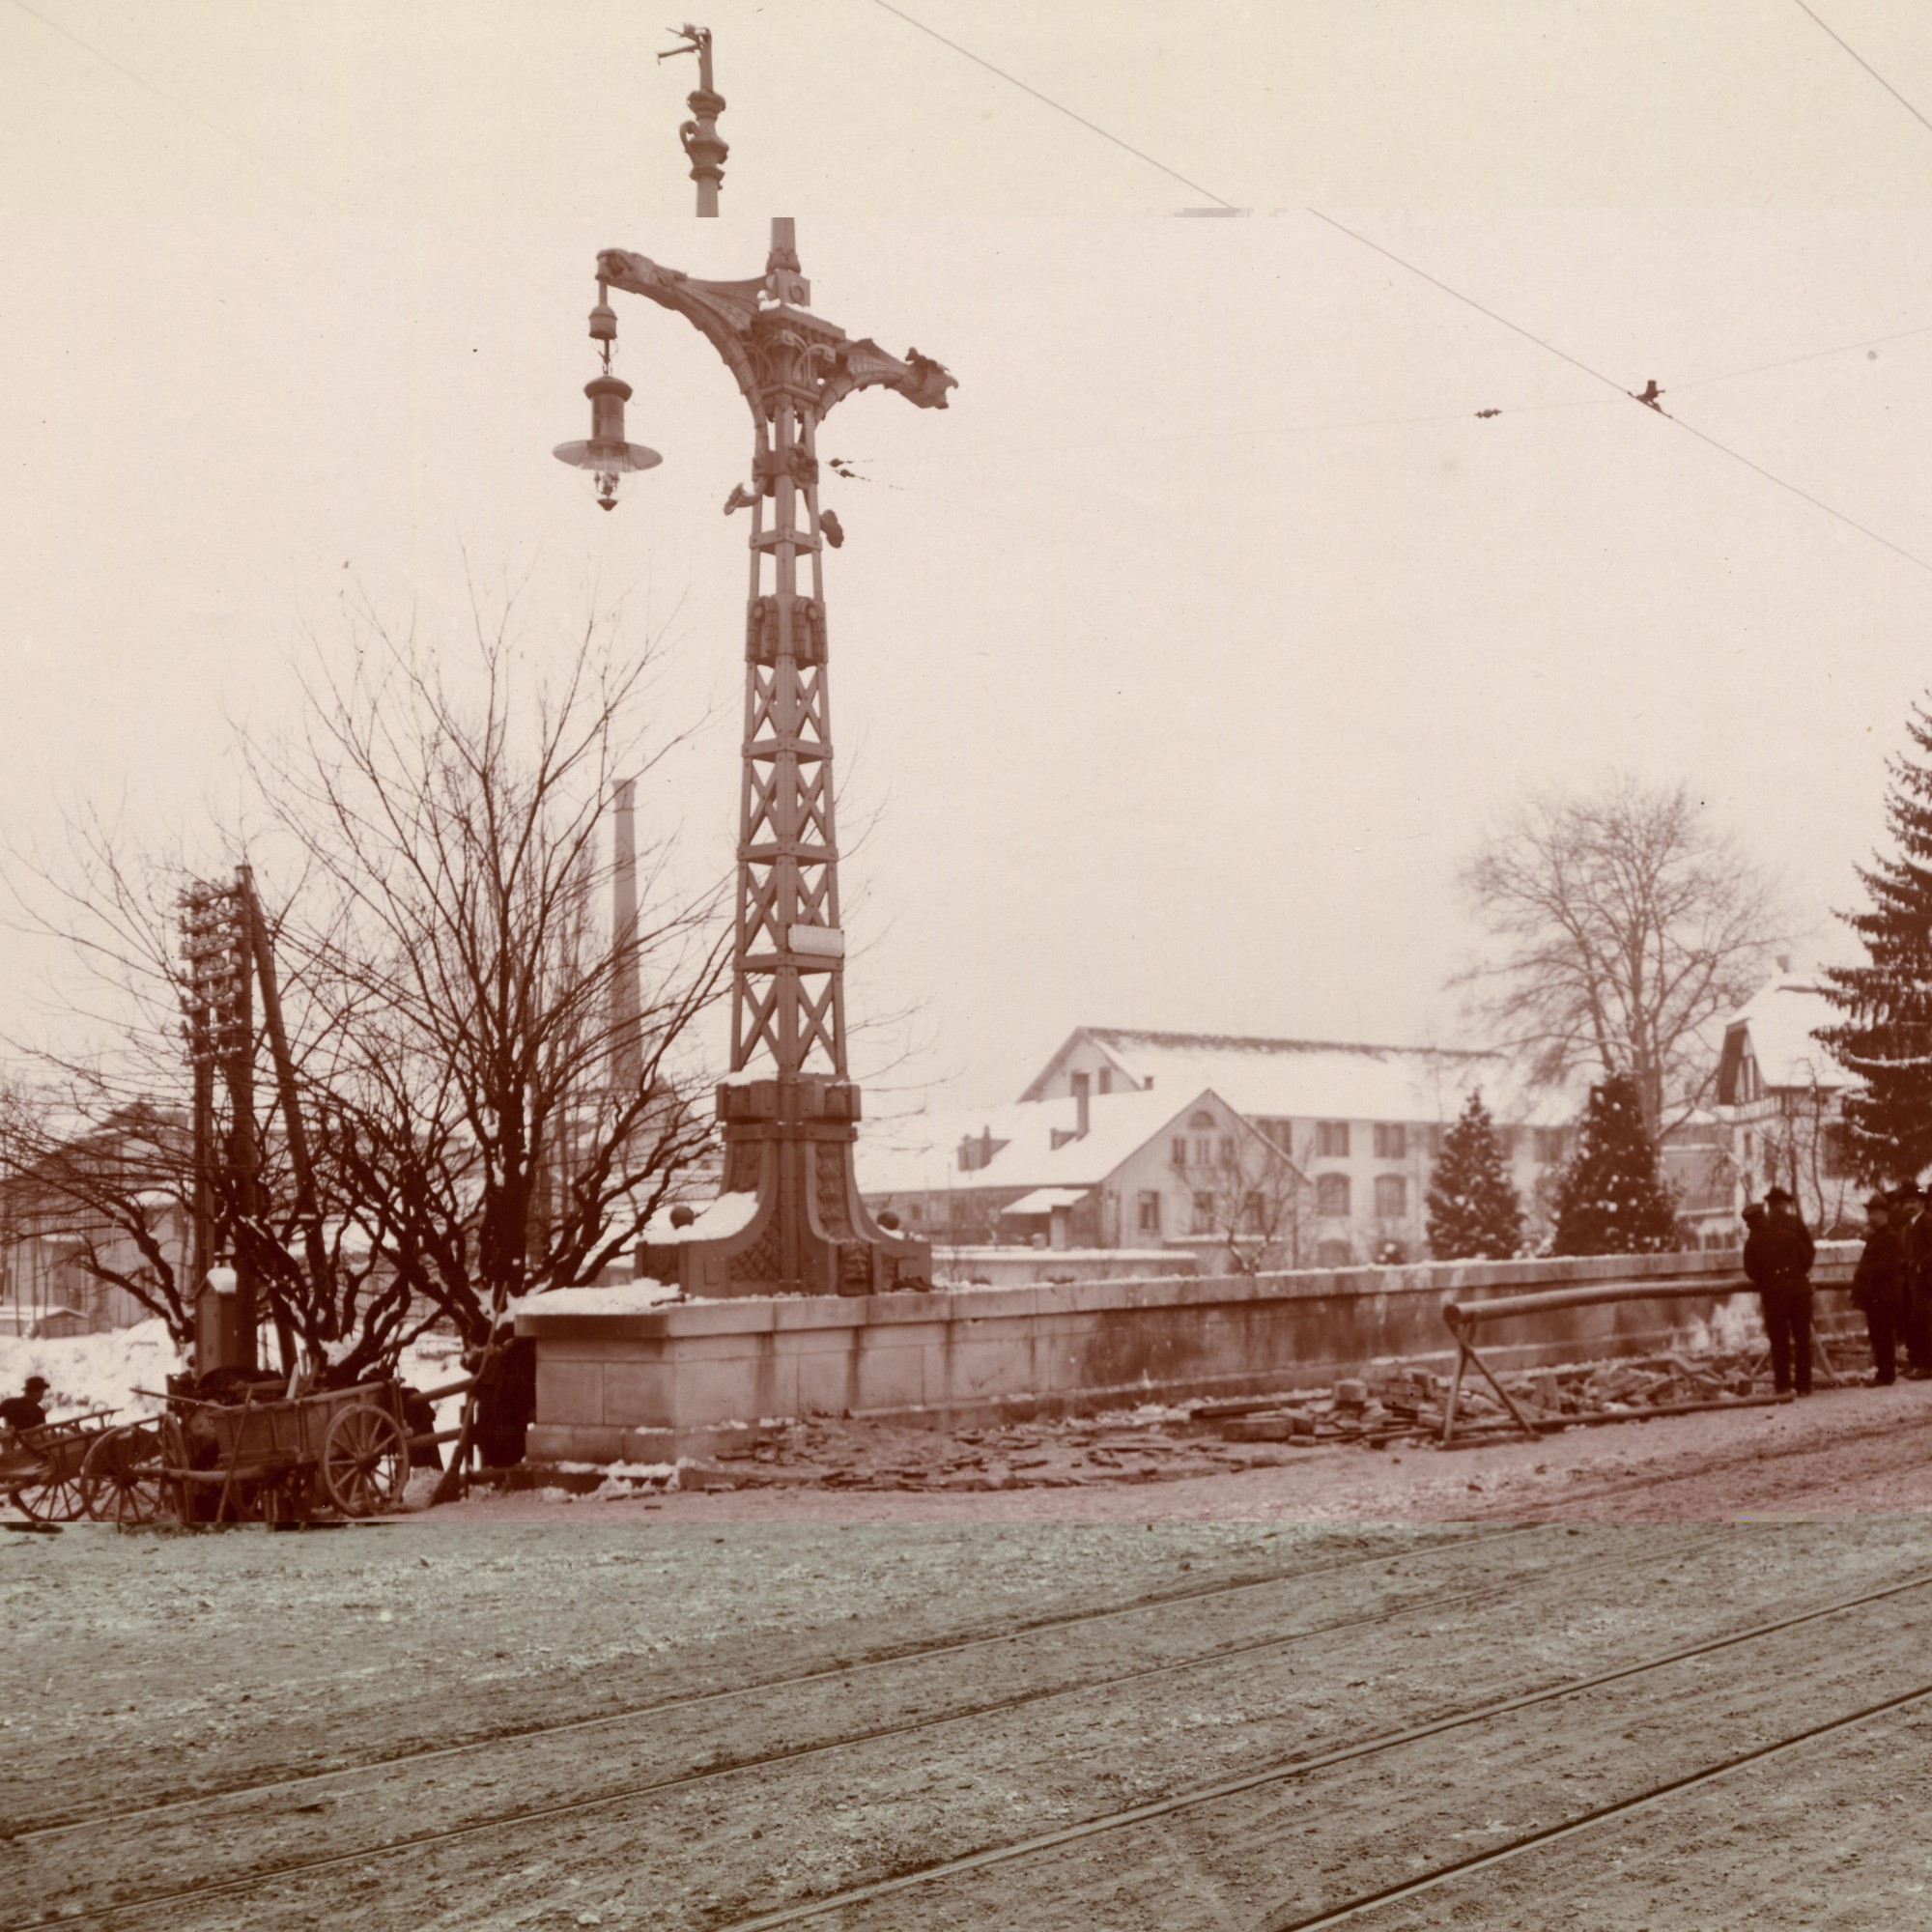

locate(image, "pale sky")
(4, 2), (1932, 1111)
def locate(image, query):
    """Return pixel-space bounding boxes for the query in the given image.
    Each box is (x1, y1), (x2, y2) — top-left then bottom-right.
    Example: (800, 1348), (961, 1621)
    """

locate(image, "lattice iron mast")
(575, 221), (952, 1296)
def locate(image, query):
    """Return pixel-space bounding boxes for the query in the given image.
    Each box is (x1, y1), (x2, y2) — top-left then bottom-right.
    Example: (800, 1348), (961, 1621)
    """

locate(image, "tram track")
(10, 1522), (1542, 1841)
(14, 1530), (1924, 1930)
(696, 1562), (1932, 1932)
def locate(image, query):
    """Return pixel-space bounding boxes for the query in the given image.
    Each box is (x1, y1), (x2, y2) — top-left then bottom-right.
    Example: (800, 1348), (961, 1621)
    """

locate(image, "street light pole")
(659, 24), (727, 215)
(584, 219), (953, 1297)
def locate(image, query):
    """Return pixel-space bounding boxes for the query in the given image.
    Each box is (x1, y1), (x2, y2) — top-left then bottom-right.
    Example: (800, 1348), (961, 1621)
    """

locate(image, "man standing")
(1745, 1186), (1816, 1397)
(1893, 1181), (1932, 1379)
(1851, 1194), (1908, 1386)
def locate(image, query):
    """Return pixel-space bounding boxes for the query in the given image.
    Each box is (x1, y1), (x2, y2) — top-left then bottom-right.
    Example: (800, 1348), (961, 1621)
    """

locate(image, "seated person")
(1, 1375), (52, 1436)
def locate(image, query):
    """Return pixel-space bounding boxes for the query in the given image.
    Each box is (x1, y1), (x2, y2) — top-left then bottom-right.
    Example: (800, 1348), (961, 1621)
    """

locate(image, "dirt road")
(7, 1380), (1932, 1928)
(9, 1512), (1932, 1927)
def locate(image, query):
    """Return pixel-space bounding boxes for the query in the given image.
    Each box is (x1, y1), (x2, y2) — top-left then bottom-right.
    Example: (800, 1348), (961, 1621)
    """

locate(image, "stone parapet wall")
(518, 1243), (1858, 1463)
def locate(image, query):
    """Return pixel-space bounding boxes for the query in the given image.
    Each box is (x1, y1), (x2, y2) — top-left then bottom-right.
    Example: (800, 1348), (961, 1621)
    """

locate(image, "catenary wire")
(5, 0), (311, 195)
(867, 0), (1239, 209)
(1792, 0), (1932, 142)
(1306, 208), (1932, 579)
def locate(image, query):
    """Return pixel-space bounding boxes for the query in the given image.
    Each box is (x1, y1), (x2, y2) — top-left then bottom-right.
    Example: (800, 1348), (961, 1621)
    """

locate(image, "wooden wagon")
(148, 1378), (413, 1522)
(1, 1410), (125, 1522)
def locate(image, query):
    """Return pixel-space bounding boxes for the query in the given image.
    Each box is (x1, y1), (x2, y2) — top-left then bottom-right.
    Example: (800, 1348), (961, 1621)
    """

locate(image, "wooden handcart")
(2, 1410), (125, 1522)
(150, 1378), (413, 1522)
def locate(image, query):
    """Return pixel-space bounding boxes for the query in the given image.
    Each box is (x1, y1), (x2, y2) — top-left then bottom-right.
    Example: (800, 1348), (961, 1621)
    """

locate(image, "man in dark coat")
(1745, 1186), (1816, 1396)
(0, 1375), (50, 1434)
(1893, 1181), (1932, 1379)
(1851, 1193), (1908, 1386)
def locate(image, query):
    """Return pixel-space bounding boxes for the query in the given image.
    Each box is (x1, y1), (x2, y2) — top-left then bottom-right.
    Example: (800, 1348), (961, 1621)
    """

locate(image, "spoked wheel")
(321, 1406), (410, 1518)
(79, 1423), (169, 1524)
(9, 1463), (88, 1523)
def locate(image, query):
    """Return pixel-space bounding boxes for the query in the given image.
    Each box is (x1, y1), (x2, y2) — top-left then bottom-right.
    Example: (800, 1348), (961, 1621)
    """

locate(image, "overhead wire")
(867, 0), (1238, 209)
(867, 5), (1932, 581)
(1792, 0), (1932, 141)
(6, 0), (311, 196)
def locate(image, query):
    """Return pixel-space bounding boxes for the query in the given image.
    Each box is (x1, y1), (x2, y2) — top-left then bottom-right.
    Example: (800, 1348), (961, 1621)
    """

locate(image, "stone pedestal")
(638, 1073), (929, 1298)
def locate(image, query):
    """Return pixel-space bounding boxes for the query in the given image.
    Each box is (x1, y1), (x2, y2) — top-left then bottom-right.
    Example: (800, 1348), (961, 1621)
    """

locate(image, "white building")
(863, 1026), (1572, 1269)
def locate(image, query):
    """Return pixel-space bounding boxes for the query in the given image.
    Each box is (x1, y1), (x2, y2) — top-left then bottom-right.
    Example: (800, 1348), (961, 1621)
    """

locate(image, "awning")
(998, 1187), (1091, 1217)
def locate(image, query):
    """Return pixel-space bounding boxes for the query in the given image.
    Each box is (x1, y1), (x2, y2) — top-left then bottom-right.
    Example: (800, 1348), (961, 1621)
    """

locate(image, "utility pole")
(659, 24), (726, 215)
(559, 220), (952, 1295)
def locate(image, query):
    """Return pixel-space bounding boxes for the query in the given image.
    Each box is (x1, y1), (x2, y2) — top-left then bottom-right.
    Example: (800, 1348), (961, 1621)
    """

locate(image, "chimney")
(1071, 1070), (1091, 1139)
(611, 778), (642, 1091)
(1776, 952), (1792, 975)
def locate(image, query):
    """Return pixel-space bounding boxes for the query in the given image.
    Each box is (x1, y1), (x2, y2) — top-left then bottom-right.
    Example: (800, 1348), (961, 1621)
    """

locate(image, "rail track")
(12, 1522), (1923, 1930)
(9, 1522), (1539, 1841)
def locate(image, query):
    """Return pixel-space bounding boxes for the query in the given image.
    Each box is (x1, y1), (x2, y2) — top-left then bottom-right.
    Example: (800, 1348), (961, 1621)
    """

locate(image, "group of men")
(1850, 1180), (1932, 1385)
(1743, 1179), (1932, 1396)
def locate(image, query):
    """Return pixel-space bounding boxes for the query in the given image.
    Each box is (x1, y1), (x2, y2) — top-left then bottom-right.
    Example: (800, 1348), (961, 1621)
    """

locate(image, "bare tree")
(1192, 1123), (1311, 1275)
(1456, 776), (1782, 1138)
(2, 597), (728, 1373)
(244, 600), (729, 1344)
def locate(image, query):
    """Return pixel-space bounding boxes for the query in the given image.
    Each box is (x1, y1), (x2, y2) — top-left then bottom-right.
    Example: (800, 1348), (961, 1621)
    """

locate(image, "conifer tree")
(1818, 696), (1932, 1184)
(1549, 1071), (1682, 1255)
(1425, 1090), (1524, 1260)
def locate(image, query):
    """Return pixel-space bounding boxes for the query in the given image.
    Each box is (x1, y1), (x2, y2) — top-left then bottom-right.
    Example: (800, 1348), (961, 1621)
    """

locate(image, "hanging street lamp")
(558, 216), (953, 1297)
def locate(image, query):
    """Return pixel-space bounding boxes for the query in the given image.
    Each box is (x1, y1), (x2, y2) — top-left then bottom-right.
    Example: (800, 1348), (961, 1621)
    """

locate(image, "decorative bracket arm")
(597, 248), (765, 411)
(822, 339), (957, 415)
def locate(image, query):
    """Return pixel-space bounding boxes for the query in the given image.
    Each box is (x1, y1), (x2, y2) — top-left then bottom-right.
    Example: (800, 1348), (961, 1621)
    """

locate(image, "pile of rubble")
(1196, 1343), (1863, 1451)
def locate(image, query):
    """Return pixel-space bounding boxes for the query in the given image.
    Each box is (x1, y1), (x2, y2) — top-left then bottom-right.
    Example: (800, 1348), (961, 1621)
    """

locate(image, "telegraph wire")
(5, 0), (310, 196)
(867, 0), (1239, 209)
(1306, 210), (1932, 579)
(1673, 321), (1932, 391)
(1792, 0), (1932, 142)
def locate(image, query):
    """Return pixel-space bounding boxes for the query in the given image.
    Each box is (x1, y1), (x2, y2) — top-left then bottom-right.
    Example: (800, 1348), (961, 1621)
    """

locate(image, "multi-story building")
(1714, 966), (1860, 1236)
(862, 1026), (1573, 1270)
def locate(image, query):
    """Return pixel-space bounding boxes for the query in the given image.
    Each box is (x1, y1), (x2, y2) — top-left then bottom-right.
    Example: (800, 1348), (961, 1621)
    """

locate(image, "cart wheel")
(79, 1423), (167, 1524)
(321, 1406), (410, 1518)
(9, 1465), (87, 1523)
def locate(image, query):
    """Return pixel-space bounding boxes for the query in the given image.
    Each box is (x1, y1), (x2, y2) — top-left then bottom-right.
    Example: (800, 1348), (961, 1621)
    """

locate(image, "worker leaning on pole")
(1744, 1185), (1816, 1398)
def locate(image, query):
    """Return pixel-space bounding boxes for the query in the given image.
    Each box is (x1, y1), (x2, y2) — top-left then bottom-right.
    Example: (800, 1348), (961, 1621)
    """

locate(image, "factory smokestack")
(611, 777), (642, 1091)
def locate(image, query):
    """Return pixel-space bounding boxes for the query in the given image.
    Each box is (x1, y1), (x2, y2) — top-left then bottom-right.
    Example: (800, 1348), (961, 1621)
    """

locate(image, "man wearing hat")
(1745, 1186), (1817, 1396)
(1892, 1181), (1932, 1378)
(0, 1375), (51, 1435)
(1851, 1194), (1909, 1385)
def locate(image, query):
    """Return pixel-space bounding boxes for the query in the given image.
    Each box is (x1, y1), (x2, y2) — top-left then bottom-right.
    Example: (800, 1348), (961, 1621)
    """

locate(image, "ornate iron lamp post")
(561, 219), (952, 1296)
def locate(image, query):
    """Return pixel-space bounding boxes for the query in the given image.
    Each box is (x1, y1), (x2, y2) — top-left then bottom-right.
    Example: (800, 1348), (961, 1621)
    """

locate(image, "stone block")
(535, 1358), (605, 1427)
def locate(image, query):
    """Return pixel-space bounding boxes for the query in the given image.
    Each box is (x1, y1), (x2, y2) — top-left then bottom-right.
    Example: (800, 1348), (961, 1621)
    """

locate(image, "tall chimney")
(1072, 1070), (1091, 1139)
(611, 778), (642, 1091)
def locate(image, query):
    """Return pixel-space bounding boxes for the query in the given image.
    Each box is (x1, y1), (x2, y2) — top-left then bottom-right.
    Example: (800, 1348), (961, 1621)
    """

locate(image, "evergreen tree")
(1818, 696), (1932, 1184)
(1549, 1071), (1682, 1255)
(1425, 1090), (1525, 1260)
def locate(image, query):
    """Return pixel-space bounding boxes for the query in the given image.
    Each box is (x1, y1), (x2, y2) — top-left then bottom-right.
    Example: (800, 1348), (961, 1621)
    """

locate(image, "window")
(1822, 1122), (1853, 1180)
(1137, 1190), (1162, 1234)
(1533, 1127), (1564, 1164)
(1188, 1109), (1217, 1129)
(1241, 1190), (1264, 1235)
(1097, 1067), (1112, 1094)
(1218, 1135), (1236, 1166)
(1171, 1136), (1188, 1170)
(1317, 1173), (1351, 1217)
(1374, 1122), (1406, 1160)
(1316, 1239), (1352, 1267)
(1375, 1174), (1407, 1219)
(1316, 1122), (1350, 1158)
(1191, 1191), (1218, 1235)
(1193, 1136), (1215, 1169)
(1425, 1124), (1446, 1158)
(908, 1200), (924, 1224)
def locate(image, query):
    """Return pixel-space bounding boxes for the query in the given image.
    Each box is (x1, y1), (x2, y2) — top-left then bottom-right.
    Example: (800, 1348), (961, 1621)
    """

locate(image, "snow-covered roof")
(1023, 1027), (1566, 1126)
(999, 1187), (1092, 1216)
(857, 1086), (1238, 1198)
(1725, 973), (1853, 1094)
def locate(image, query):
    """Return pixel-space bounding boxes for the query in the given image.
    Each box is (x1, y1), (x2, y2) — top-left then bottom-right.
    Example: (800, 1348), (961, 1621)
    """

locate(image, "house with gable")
(1714, 964), (1861, 1236)
(1017, 1027), (1570, 1264)
(856, 1081), (1304, 1271)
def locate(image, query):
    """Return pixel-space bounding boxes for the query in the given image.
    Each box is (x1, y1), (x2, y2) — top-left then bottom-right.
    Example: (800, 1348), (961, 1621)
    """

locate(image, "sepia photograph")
(5, 3), (1932, 1926)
